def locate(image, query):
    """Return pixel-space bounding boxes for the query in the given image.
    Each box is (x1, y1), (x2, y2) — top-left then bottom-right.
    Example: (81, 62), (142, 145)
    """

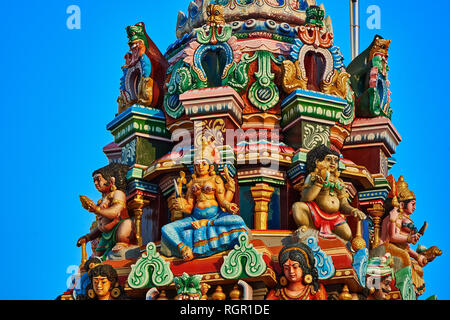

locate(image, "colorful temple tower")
(59, 0), (442, 301)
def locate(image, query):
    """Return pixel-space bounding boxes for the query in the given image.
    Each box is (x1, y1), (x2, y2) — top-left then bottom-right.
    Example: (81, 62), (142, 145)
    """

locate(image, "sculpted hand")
(222, 167), (236, 192)
(192, 219), (209, 229)
(76, 235), (88, 247)
(418, 254), (428, 267)
(173, 198), (185, 211)
(351, 209), (366, 220)
(227, 203), (239, 214)
(408, 233), (421, 245)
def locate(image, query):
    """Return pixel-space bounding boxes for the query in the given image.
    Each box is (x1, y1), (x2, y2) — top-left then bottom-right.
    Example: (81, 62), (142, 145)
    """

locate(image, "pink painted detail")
(237, 38), (292, 55)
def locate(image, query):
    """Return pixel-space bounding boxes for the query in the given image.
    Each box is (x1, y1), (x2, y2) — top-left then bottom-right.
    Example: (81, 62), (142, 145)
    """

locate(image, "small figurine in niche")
(366, 253), (394, 300)
(292, 145), (366, 241)
(160, 137), (248, 261)
(266, 243), (327, 300)
(77, 163), (136, 260)
(86, 264), (125, 300)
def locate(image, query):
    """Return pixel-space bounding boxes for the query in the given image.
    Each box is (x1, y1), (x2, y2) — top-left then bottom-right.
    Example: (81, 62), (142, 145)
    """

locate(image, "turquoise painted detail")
(305, 237), (335, 280)
(220, 233), (267, 279)
(127, 242), (174, 289)
(353, 248), (369, 286)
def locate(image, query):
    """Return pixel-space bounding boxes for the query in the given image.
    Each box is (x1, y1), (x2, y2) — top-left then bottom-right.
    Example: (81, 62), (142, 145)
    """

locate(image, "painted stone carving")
(305, 236), (335, 280)
(266, 243), (327, 300)
(379, 175), (441, 297)
(292, 145), (366, 241)
(347, 35), (392, 118)
(128, 242), (174, 289)
(173, 273), (210, 300)
(220, 233), (267, 279)
(86, 263), (126, 300)
(366, 253), (394, 300)
(160, 138), (249, 261)
(117, 22), (167, 113)
(77, 163), (136, 260)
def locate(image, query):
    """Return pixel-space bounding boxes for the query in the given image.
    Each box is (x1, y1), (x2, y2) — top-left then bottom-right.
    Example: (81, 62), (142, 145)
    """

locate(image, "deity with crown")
(160, 137), (249, 261)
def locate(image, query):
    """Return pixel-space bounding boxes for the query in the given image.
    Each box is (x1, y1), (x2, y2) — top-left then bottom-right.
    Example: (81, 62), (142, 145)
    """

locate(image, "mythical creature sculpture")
(347, 35), (392, 118)
(292, 145), (366, 241)
(266, 243), (327, 300)
(174, 273), (210, 300)
(117, 22), (168, 113)
(366, 253), (394, 300)
(160, 137), (248, 261)
(77, 163), (136, 260)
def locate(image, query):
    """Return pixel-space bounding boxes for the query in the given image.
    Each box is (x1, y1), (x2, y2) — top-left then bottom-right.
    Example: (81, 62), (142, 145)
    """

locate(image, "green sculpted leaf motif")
(127, 242), (174, 289)
(220, 233), (267, 279)
(395, 266), (416, 301)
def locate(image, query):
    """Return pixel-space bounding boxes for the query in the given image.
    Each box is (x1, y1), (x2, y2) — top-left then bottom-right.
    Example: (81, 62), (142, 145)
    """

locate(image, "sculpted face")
(401, 199), (416, 215)
(283, 259), (303, 283)
(93, 173), (110, 194)
(374, 275), (393, 300)
(316, 154), (339, 173)
(194, 159), (210, 176)
(93, 276), (112, 300)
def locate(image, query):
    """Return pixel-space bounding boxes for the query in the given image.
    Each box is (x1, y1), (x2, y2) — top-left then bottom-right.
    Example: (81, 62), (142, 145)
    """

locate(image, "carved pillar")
(251, 183), (274, 230)
(129, 194), (150, 247)
(367, 203), (384, 248)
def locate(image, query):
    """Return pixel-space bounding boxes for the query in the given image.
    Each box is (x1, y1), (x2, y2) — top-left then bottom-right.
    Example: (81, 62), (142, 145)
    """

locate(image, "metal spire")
(350, 0), (360, 60)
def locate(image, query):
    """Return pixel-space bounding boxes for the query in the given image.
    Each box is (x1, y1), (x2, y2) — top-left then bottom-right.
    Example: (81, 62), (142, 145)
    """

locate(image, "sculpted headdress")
(194, 136), (221, 165)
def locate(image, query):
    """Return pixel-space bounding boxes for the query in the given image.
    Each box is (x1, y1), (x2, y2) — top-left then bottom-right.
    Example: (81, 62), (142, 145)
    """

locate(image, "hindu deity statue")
(292, 145), (366, 241)
(160, 138), (249, 261)
(117, 22), (167, 113)
(366, 253), (394, 300)
(379, 176), (429, 295)
(77, 163), (136, 260)
(86, 264), (125, 300)
(266, 243), (327, 300)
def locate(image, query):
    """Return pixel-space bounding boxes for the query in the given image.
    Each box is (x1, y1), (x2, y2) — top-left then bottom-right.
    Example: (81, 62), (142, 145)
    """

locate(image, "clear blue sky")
(1, 0), (449, 300)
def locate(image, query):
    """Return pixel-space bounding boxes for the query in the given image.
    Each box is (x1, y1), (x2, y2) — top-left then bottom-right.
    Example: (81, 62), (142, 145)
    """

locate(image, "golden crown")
(396, 176), (415, 202)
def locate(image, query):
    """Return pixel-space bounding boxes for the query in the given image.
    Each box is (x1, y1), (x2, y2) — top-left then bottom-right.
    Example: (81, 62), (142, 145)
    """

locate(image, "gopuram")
(59, 0), (442, 301)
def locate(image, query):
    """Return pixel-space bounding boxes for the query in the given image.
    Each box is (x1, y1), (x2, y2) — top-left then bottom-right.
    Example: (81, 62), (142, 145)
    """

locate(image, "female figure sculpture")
(161, 138), (248, 261)
(266, 243), (327, 300)
(87, 264), (125, 300)
(292, 145), (366, 241)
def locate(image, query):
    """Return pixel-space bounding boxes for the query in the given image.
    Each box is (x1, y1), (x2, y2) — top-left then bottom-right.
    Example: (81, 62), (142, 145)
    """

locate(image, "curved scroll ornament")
(306, 237), (335, 280)
(220, 233), (266, 279)
(248, 51), (284, 111)
(352, 248), (369, 287)
(395, 266), (416, 300)
(127, 242), (174, 289)
(303, 123), (329, 150)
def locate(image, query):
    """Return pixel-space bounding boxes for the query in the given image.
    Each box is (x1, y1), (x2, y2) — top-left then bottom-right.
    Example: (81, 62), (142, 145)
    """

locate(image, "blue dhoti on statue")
(161, 206), (248, 258)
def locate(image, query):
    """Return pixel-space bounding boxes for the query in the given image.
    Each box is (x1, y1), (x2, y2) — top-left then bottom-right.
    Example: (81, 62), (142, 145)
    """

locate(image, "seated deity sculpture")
(379, 176), (432, 295)
(292, 145), (366, 241)
(266, 243), (327, 300)
(77, 163), (136, 260)
(160, 138), (249, 261)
